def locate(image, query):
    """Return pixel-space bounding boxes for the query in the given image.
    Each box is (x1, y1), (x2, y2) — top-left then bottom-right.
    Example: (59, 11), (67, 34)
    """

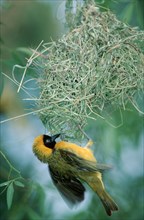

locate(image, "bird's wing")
(48, 165), (85, 207)
(58, 149), (112, 172)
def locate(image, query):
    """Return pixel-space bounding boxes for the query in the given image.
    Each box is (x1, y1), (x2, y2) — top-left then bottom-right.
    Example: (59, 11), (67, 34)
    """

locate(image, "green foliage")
(6, 182), (14, 210)
(0, 151), (46, 220)
(0, 151), (25, 210)
(14, 181), (25, 188)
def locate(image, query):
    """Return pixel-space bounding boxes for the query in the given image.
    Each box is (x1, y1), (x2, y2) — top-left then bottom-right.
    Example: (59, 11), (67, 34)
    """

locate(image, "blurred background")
(0, 0), (144, 220)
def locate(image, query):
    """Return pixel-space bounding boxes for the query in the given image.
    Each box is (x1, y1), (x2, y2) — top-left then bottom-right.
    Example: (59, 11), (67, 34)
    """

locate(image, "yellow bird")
(33, 134), (118, 216)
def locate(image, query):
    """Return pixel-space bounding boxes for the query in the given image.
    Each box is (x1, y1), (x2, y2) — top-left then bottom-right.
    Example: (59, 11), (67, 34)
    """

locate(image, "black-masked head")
(43, 134), (61, 149)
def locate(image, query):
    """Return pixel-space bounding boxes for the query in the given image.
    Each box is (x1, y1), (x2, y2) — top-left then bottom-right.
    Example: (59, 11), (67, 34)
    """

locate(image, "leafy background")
(0, 0), (144, 220)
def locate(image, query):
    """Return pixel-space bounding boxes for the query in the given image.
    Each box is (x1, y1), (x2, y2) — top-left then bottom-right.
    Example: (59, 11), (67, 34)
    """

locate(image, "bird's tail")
(99, 190), (118, 216)
(82, 173), (118, 216)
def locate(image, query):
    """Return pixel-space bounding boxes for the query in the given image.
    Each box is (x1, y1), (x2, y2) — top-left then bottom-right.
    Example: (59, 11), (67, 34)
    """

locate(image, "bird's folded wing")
(59, 149), (112, 172)
(48, 165), (85, 207)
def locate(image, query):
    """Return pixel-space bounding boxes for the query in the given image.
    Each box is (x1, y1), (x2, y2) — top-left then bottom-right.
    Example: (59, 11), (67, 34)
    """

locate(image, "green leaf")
(7, 182), (14, 210)
(0, 180), (11, 187)
(14, 181), (25, 188)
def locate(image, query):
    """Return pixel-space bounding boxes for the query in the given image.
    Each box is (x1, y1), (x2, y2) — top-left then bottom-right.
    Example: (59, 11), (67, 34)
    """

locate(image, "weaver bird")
(33, 134), (118, 216)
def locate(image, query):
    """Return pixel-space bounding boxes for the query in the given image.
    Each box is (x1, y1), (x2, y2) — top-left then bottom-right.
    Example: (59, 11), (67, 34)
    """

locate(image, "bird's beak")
(51, 133), (61, 142)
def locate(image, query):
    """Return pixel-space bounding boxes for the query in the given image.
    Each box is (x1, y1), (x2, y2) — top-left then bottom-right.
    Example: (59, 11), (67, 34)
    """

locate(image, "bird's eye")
(45, 138), (50, 144)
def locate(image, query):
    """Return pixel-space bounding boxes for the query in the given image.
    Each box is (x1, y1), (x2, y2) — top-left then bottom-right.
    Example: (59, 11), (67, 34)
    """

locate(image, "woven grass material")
(36, 3), (144, 140)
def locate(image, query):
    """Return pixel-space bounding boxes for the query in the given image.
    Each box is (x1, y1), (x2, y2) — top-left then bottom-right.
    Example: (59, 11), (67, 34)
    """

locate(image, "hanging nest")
(34, 3), (144, 140)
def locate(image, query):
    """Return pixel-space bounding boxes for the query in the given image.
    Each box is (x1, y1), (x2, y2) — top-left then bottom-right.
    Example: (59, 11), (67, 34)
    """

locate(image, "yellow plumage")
(33, 134), (118, 216)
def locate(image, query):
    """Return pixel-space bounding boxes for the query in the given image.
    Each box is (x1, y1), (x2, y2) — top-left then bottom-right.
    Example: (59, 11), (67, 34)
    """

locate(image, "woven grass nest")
(35, 3), (144, 140)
